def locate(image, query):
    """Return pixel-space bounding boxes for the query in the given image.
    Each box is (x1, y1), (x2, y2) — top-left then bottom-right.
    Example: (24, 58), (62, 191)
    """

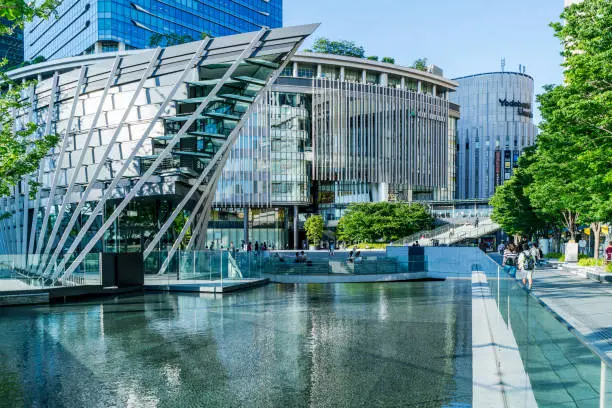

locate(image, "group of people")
(235, 240), (273, 254)
(346, 249), (363, 264)
(294, 251), (309, 263)
(502, 241), (542, 290)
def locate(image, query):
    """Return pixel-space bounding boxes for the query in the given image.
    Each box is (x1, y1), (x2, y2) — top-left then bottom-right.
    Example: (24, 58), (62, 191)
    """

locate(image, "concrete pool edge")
(472, 270), (537, 408)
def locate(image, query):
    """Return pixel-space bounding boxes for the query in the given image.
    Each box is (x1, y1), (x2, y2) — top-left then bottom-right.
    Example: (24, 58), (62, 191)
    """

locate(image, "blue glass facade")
(24, 0), (282, 60)
(0, 18), (24, 67)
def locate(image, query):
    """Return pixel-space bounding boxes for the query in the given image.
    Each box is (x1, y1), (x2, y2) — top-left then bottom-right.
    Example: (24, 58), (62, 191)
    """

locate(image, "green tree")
(366, 56), (379, 61)
(310, 38), (365, 58)
(304, 215), (324, 247)
(337, 202), (433, 243)
(0, 2), (60, 198)
(490, 148), (551, 238)
(411, 58), (428, 71)
(527, 0), (612, 244)
(0, 0), (59, 35)
(148, 33), (195, 47)
(381, 57), (395, 64)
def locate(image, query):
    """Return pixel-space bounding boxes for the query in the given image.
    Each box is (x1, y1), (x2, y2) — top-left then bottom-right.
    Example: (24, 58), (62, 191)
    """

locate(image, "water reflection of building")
(208, 53), (461, 249)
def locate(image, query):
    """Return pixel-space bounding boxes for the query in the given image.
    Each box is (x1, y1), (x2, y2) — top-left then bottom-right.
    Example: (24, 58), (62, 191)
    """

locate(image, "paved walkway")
(491, 254), (612, 364)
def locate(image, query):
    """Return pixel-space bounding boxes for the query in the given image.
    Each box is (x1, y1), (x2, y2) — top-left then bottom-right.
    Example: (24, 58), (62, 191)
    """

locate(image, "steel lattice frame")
(0, 24), (318, 284)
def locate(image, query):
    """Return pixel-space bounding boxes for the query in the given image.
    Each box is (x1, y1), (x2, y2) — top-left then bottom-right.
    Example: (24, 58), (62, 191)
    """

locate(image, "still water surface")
(0, 282), (472, 407)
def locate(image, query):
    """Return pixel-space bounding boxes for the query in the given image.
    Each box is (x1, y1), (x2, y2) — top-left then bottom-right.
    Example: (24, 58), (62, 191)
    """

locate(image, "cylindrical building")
(450, 72), (537, 199)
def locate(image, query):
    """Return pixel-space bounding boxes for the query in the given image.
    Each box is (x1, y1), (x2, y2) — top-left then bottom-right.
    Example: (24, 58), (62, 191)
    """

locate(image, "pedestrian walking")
(502, 243), (518, 277)
(605, 241), (612, 264)
(498, 242), (505, 256)
(518, 243), (535, 289)
(329, 241), (335, 256)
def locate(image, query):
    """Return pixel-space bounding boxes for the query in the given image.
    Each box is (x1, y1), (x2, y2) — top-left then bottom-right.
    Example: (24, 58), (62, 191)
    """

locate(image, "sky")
(283, 0), (565, 123)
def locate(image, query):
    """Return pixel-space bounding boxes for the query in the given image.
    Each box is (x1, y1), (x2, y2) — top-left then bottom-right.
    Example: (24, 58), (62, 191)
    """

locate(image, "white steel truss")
(0, 24), (318, 284)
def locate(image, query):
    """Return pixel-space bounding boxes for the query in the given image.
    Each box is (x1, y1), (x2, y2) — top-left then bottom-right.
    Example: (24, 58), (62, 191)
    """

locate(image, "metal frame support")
(37, 56), (121, 276)
(33, 67), (87, 263)
(157, 34), (303, 275)
(46, 39), (211, 282)
(39, 49), (161, 279)
(27, 71), (59, 266)
(59, 30), (269, 280)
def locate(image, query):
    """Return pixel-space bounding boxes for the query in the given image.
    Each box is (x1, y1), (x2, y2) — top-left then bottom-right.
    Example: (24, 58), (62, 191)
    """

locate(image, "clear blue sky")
(284, 0), (565, 123)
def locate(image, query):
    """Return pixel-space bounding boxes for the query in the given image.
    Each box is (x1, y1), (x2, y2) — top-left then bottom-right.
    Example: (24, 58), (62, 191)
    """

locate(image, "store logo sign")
(499, 99), (533, 118)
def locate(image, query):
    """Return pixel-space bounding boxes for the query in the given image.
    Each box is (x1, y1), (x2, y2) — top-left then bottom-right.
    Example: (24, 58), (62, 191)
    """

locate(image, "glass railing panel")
(479, 251), (610, 407)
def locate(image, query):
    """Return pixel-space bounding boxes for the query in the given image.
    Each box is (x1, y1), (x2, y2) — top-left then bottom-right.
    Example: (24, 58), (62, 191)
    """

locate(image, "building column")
(432, 84), (437, 97)
(417, 80), (422, 93)
(379, 73), (388, 87)
(378, 182), (389, 202)
(243, 207), (249, 247)
(362, 70), (367, 84)
(118, 42), (126, 51)
(316, 64), (322, 78)
(340, 66), (345, 81)
(400, 77), (405, 89)
(292, 61), (298, 77)
(293, 205), (299, 250)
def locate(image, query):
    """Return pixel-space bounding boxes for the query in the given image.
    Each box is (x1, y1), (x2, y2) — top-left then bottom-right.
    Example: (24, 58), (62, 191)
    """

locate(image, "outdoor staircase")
(392, 218), (500, 246)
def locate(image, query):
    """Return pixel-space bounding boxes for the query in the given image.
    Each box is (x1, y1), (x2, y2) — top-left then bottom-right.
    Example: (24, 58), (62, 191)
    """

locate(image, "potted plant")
(304, 215), (324, 250)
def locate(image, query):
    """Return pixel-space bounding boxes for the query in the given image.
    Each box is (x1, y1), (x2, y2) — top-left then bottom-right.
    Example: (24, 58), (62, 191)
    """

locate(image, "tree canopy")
(0, 0), (59, 34)
(337, 202), (433, 243)
(489, 148), (552, 237)
(490, 0), (611, 254)
(310, 38), (365, 58)
(411, 58), (428, 71)
(304, 215), (324, 246)
(0, 2), (60, 198)
(381, 57), (395, 64)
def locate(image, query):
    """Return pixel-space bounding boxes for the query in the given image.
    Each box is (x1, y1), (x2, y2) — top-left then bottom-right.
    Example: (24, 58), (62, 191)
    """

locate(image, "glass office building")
(24, 0), (283, 61)
(0, 18), (23, 67)
(208, 53), (460, 249)
(450, 72), (537, 200)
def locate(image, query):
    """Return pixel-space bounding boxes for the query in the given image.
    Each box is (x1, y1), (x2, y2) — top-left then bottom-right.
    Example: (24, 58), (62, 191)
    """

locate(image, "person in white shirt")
(518, 244), (535, 289)
(578, 238), (587, 255)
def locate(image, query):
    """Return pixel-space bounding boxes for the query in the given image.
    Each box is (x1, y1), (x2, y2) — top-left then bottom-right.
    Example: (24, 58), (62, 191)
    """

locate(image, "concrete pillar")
(95, 41), (102, 54)
(379, 73), (388, 87)
(362, 70), (367, 84)
(340, 66), (345, 81)
(118, 42), (126, 51)
(293, 205), (299, 250)
(432, 84), (437, 97)
(292, 62), (298, 77)
(400, 77), (405, 89)
(316, 64), (322, 78)
(379, 183), (389, 202)
(417, 80), (422, 93)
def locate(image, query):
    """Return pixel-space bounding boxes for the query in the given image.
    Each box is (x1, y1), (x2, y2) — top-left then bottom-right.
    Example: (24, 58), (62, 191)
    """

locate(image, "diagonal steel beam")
(48, 38), (213, 282)
(27, 72), (59, 267)
(58, 30), (269, 282)
(39, 49), (162, 279)
(20, 83), (37, 265)
(156, 37), (303, 275)
(37, 57), (121, 276)
(33, 67), (87, 265)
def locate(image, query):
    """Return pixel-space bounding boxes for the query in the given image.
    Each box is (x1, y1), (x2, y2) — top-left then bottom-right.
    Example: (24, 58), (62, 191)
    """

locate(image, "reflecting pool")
(0, 282), (471, 407)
